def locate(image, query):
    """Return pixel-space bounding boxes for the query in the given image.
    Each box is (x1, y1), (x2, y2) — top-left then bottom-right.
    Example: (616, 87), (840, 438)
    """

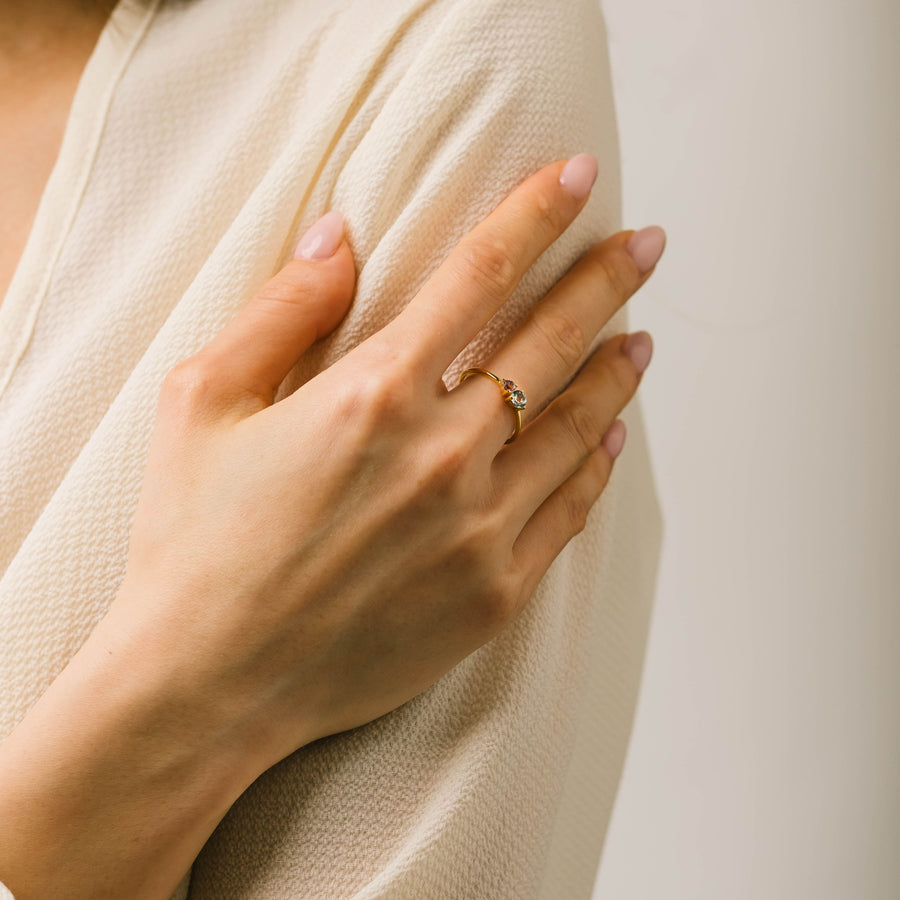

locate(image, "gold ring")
(457, 367), (527, 444)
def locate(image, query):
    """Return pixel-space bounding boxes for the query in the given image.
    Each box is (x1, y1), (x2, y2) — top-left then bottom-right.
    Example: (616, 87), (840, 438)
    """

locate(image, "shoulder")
(329, 0), (620, 233)
(374, 0), (613, 91)
(330, 0), (618, 164)
(322, 0), (623, 369)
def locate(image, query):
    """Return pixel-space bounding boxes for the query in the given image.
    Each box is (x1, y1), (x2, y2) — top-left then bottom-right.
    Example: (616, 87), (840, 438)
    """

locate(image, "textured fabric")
(0, 0), (663, 897)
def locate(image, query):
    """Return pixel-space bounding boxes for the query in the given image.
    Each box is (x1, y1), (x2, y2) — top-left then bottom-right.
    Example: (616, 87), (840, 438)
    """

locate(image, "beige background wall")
(592, 0), (900, 896)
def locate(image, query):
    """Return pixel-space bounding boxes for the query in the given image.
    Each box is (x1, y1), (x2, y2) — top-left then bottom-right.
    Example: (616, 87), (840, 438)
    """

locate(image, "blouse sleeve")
(186, 0), (663, 897)
(0, 0), (661, 897)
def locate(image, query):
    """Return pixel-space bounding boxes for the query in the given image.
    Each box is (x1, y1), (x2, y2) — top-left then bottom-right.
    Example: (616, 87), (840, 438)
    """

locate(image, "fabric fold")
(0, 0), (663, 896)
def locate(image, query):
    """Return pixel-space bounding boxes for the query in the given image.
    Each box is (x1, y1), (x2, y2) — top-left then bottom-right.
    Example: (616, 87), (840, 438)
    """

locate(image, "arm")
(0, 158), (656, 897)
(0, 614), (257, 899)
(189, 1), (661, 897)
(0, 0), (660, 895)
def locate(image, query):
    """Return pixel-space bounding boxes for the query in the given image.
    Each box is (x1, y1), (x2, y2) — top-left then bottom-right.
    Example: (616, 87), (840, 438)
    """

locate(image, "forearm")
(0, 605), (258, 900)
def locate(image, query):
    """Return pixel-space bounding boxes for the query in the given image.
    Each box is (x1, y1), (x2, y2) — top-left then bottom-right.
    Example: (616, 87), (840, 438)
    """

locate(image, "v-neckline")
(0, 0), (160, 399)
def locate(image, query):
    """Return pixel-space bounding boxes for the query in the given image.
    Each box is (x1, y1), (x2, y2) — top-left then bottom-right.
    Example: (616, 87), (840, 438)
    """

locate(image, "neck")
(0, 0), (115, 63)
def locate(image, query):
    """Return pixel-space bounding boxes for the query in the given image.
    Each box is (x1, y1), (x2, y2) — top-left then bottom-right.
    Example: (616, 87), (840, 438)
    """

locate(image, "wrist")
(0, 595), (259, 898)
(103, 573), (310, 770)
(105, 571), (325, 768)
(88, 599), (265, 781)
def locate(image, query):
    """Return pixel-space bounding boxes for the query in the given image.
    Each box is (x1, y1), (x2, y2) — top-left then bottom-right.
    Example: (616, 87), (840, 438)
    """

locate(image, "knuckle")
(597, 250), (637, 302)
(467, 549), (517, 630)
(335, 343), (419, 428)
(418, 433), (473, 494)
(559, 396), (605, 456)
(159, 354), (221, 421)
(460, 234), (518, 301)
(254, 274), (306, 307)
(606, 352), (639, 398)
(561, 483), (592, 537)
(453, 508), (502, 570)
(532, 188), (567, 237)
(328, 341), (429, 452)
(477, 579), (518, 630)
(438, 433), (476, 481)
(342, 364), (412, 426)
(531, 307), (586, 370)
(257, 257), (340, 305)
(355, 336), (415, 378)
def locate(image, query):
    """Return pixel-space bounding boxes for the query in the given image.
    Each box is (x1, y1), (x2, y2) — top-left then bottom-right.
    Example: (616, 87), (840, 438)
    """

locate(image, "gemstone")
(509, 389), (526, 409)
(502, 379), (516, 392)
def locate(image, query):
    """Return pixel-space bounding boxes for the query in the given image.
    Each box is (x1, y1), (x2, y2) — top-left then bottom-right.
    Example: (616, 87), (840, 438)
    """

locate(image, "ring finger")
(448, 227), (661, 453)
(491, 330), (652, 535)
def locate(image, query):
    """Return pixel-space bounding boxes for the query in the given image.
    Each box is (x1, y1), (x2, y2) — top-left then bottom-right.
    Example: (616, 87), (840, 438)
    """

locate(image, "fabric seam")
(0, 0), (162, 400)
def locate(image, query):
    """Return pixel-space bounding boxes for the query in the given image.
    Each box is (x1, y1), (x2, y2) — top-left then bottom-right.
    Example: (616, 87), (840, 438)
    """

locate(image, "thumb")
(202, 210), (356, 409)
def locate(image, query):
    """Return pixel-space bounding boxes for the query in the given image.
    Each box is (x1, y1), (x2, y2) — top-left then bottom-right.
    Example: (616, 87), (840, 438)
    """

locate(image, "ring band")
(458, 367), (527, 444)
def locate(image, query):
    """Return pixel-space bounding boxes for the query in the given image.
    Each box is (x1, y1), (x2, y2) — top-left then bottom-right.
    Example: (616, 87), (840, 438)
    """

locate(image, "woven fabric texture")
(0, 0), (662, 896)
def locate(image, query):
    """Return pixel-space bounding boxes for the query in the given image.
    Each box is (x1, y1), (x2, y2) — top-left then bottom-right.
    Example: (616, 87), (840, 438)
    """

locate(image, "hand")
(0, 154), (665, 899)
(106, 154), (663, 772)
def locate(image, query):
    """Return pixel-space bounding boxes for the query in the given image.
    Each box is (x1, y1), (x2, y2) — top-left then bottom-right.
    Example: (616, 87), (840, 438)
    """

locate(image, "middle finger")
(492, 329), (651, 536)
(377, 154), (599, 381)
(448, 226), (662, 451)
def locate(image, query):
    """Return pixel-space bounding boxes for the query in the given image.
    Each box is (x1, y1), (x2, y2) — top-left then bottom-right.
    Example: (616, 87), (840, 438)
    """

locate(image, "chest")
(0, 41), (99, 303)
(0, 81), (77, 309)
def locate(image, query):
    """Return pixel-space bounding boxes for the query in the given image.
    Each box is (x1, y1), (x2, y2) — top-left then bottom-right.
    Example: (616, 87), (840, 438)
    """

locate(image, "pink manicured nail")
(602, 419), (626, 460)
(559, 153), (598, 200)
(622, 331), (653, 374)
(294, 210), (344, 260)
(626, 226), (666, 275)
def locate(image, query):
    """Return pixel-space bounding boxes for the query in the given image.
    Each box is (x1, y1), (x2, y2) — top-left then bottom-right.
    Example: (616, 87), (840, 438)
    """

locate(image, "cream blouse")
(0, 0), (662, 896)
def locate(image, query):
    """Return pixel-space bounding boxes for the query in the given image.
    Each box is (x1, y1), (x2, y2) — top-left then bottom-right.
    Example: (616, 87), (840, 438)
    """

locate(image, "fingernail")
(625, 226), (666, 275)
(622, 331), (653, 374)
(559, 153), (598, 200)
(294, 210), (344, 260)
(601, 419), (626, 460)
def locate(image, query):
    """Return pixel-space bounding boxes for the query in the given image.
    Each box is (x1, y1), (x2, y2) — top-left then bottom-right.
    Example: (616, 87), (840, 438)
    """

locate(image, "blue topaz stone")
(509, 389), (526, 409)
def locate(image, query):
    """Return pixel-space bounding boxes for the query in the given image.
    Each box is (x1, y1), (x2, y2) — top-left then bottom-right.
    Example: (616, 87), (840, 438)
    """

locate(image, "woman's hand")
(0, 154), (665, 900)
(110, 153), (663, 767)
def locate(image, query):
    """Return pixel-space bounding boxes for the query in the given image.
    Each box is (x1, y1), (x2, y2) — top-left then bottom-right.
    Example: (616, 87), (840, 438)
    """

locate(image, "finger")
(509, 430), (623, 606)
(486, 227), (663, 432)
(492, 331), (650, 533)
(380, 154), (599, 379)
(447, 227), (661, 451)
(198, 211), (356, 412)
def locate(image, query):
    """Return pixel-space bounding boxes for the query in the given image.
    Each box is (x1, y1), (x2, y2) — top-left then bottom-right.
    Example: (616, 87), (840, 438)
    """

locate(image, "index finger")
(380, 154), (598, 380)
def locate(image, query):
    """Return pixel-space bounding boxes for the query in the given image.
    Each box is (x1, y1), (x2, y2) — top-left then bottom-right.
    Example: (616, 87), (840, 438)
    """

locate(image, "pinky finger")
(511, 419), (626, 600)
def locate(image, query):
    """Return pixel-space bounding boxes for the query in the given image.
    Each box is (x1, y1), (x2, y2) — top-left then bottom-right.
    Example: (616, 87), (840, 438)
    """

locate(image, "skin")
(0, 0), (113, 305)
(0, 156), (659, 898)
(0, 3), (664, 897)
